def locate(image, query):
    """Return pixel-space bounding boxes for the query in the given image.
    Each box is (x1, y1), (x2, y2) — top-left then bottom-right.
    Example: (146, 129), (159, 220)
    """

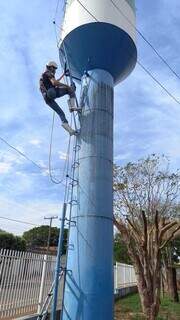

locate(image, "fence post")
(37, 254), (47, 314)
(124, 264), (126, 286)
(130, 266), (132, 286)
(115, 262), (118, 292)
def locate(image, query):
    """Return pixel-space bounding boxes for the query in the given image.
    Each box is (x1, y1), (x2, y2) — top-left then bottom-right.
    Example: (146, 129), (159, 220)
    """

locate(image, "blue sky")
(0, 0), (180, 235)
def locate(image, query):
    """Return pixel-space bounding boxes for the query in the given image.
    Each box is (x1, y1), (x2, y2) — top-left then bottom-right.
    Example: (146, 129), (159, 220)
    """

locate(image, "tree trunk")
(148, 308), (158, 320)
(172, 267), (179, 302)
(134, 261), (161, 320)
(136, 273), (160, 320)
(167, 266), (179, 302)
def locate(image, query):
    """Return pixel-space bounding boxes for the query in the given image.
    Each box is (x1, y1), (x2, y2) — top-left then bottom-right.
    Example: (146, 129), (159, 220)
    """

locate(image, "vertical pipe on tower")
(62, 69), (114, 320)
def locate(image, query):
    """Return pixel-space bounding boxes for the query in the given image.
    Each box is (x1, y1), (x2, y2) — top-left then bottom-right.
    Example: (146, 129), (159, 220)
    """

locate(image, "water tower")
(59, 1), (137, 319)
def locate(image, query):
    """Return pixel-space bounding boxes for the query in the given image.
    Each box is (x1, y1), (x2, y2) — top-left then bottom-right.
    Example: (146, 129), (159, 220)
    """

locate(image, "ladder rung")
(68, 176), (78, 182)
(72, 161), (80, 169)
(66, 244), (74, 250)
(73, 144), (81, 151)
(69, 199), (78, 205)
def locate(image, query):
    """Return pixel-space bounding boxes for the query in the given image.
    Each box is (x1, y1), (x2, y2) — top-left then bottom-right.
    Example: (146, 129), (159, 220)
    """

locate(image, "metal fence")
(0, 249), (136, 319)
(0, 249), (61, 320)
(114, 262), (137, 291)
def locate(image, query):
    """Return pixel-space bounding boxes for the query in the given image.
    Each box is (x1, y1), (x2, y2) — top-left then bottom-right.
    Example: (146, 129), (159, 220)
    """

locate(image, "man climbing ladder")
(39, 61), (78, 135)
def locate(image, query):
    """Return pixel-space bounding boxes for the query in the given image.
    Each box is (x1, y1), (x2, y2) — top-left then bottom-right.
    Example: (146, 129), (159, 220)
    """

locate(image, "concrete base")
(16, 310), (61, 320)
(114, 286), (138, 300)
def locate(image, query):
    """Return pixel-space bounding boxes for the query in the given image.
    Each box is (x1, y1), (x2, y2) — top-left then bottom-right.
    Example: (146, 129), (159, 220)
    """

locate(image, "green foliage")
(114, 233), (131, 264)
(23, 225), (68, 254)
(0, 230), (26, 251)
(160, 294), (180, 318)
(115, 293), (180, 319)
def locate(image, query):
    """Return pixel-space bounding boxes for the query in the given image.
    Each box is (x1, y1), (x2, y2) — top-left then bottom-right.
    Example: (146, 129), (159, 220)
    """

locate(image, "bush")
(0, 230), (26, 251)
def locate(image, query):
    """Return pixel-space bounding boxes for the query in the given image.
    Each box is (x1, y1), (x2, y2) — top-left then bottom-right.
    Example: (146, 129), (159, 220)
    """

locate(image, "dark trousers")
(45, 87), (75, 123)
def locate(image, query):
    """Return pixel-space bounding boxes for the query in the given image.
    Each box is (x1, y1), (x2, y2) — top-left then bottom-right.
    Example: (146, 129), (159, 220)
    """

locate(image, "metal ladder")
(37, 43), (83, 320)
(36, 140), (81, 320)
(36, 117), (81, 320)
(37, 271), (64, 320)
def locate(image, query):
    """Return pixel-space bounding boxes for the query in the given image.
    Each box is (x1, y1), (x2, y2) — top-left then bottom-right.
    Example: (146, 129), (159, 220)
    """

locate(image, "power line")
(76, 0), (180, 106)
(0, 135), (66, 175)
(53, 0), (62, 22)
(0, 192), (49, 217)
(0, 135), (68, 190)
(0, 136), (45, 171)
(0, 216), (38, 226)
(109, 0), (180, 82)
(77, 0), (98, 22)
(137, 61), (180, 105)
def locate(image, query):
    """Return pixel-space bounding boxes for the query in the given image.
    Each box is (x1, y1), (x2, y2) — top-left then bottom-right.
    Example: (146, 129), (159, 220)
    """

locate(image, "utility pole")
(44, 216), (58, 255)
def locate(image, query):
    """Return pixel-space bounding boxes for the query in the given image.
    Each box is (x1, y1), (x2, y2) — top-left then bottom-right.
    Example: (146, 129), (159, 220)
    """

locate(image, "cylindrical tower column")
(59, 1), (137, 318)
(62, 69), (114, 320)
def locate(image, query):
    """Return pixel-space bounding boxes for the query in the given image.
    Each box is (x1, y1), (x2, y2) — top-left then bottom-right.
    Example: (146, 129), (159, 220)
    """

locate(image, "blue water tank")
(60, 0), (137, 84)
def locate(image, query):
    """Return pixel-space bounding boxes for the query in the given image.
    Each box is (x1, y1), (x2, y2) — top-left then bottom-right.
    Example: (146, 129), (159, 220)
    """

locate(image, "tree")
(23, 225), (68, 254)
(113, 155), (180, 320)
(0, 230), (26, 251)
(162, 236), (180, 302)
(114, 233), (131, 264)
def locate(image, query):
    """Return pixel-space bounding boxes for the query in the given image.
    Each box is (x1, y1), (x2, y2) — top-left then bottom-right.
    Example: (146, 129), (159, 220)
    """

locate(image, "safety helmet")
(46, 61), (58, 69)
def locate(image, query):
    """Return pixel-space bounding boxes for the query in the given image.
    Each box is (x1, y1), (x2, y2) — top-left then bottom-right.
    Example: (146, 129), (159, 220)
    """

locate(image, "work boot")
(62, 122), (77, 136)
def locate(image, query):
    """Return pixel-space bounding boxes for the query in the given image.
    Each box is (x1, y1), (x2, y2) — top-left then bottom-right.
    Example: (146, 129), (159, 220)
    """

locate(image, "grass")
(114, 293), (180, 320)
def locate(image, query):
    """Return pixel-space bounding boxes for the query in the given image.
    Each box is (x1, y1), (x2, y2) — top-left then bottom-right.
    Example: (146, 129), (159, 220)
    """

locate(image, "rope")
(49, 1), (75, 185)
(58, 41), (81, 131)
(50, 132), (79, 320)
(59, 133), (80, 316)
(50, 3), (83, 318)
(53, 0), (61, 22)
(53, 0), (67, 48)
(48, 112), (72, 184)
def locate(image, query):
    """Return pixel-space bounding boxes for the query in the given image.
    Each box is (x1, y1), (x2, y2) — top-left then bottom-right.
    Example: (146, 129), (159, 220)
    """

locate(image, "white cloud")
(0, 152), (23, 165)
(29, 139), (42, 147)
(0, 151), (25, 174)
(0, 162), (11, 174)
(0, 195), (63, 235)
(58, 151), (68, 160)
(114, 153), (132, 162)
